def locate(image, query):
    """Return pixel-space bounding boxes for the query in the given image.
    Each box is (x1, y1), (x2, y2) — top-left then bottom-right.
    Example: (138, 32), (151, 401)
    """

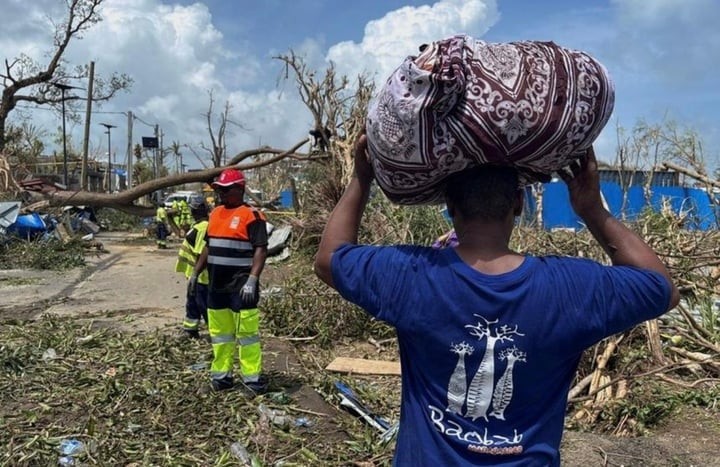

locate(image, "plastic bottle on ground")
(230, 441), (252, 466)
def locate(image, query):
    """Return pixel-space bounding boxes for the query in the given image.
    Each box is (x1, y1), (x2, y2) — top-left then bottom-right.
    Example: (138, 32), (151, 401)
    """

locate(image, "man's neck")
(452, 220), (523, 274)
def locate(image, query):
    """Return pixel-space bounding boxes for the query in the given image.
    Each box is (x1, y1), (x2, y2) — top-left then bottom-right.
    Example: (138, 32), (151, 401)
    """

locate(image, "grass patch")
(0, 276), (40, 286)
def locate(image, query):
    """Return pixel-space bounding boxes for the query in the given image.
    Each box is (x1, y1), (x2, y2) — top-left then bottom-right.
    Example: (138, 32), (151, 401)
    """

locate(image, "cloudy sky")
(2, 0), (719, 171)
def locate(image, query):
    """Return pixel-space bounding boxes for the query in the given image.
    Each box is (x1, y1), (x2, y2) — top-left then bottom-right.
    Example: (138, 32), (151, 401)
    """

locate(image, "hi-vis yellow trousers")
(207, 299), (261, 384)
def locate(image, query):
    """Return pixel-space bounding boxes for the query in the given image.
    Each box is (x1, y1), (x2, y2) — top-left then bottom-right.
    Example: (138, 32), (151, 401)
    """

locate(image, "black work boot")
(211, 377), (234, 392)
(184, 329), (200, 339)
(243, 375), (269, 396)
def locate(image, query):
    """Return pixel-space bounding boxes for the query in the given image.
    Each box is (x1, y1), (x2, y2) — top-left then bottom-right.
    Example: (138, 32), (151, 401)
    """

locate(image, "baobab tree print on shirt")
(447, 342), (474, 415)
(429, 314), (528, 453)
(490, 346), (527, 420)
(442, 314), (526, 420)
(463, 315), (525, 421)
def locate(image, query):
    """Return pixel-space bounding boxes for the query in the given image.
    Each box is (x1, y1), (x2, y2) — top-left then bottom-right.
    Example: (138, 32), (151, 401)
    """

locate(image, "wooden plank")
(55, 223), (72, 242)
(325, 357), (401, 376)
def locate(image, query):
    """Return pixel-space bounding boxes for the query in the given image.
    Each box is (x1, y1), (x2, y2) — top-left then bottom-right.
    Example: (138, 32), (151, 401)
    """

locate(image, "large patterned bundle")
(366, 35), (615, 205)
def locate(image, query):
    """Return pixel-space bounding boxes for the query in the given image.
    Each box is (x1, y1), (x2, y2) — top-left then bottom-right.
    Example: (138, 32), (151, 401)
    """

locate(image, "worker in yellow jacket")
(155, 203), (170, 249)
(175, 200), (210, 338)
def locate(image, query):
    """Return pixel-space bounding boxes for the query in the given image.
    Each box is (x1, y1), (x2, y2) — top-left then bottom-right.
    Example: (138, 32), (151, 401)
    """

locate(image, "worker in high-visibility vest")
(191, 168), (268, 393)
(178, 198), (193, 234)
(170, 198), (182, 237)
(155, 203), (170, 249)
(175, 200), (210, 338)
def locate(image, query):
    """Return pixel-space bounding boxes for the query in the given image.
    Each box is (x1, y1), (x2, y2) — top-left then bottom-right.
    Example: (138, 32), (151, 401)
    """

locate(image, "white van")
(163, 191), (204, 209)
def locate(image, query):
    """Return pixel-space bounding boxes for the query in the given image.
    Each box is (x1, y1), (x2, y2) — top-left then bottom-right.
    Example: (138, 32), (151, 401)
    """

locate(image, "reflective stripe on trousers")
(183, 318), (199, 331)
(208, 307), (261, 383)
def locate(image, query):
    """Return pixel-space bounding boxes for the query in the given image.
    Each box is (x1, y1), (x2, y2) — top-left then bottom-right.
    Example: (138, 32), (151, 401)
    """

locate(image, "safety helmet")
(212, 169), (245, 188)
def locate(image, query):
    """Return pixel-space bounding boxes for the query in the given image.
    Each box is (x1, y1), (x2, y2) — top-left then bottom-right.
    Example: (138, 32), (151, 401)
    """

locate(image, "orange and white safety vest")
(206, 204), (267, 292)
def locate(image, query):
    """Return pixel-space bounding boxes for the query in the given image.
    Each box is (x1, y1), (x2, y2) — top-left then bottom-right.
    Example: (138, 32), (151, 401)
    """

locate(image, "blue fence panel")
(599, 182), (624, 218)
(435, 180), (717, 231)
(686, 188), (717, 230)
(542, 182), (582, 229)
(279, 189), (294, 209)
(524, 181), (717, 231)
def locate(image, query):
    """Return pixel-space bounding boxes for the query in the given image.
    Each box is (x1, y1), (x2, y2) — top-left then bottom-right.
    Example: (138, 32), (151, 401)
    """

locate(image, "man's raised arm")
(314, 134), (374, 289)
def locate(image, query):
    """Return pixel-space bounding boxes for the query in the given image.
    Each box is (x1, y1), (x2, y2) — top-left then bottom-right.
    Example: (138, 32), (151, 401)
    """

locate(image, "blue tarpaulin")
(538, 181), (718, 230)
(6, 212), (47, 239)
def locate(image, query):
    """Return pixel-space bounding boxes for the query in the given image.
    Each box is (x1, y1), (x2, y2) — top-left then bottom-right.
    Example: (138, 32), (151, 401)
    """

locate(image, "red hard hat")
(212, 169), (245, 188)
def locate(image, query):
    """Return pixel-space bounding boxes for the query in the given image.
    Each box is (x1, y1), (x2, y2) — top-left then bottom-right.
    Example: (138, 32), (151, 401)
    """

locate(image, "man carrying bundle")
(314, 35), (679, 466)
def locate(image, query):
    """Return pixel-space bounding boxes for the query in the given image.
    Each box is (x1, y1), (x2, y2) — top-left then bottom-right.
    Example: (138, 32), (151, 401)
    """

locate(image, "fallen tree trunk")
(31, 140), (308, 215)
(660, 162), (720, 189)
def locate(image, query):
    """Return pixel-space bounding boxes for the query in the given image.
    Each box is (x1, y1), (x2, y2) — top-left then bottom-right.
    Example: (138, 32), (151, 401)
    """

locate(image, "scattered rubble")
(0, 199), (103, 250)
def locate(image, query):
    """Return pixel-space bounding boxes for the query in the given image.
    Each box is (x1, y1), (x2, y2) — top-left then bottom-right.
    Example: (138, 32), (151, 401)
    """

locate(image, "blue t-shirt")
(331, 244), (671, 466)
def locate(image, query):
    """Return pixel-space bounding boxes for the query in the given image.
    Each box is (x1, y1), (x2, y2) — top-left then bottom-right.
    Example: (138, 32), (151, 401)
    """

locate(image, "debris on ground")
(335, 381), (394, 434)
(326, 357), (402, 376)
(0, 199), (103, 251)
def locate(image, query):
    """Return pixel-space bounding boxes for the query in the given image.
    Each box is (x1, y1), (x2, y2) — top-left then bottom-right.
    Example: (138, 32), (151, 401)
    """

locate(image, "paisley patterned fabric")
(366, 35), (615, 205)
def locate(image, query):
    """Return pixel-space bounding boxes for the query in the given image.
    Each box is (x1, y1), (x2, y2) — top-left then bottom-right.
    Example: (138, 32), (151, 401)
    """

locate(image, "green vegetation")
(0, 238), (85, 270)
(95, 208), (144, 232)
(0, 316), (397, 466)
(262, 258), (395, 347)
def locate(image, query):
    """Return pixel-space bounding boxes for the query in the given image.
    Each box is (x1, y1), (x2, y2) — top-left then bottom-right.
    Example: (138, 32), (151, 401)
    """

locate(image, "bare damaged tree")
(195, 90), (248, 168)
(182, 144), (210, 170)
(654, 121), (717, 190)
(614, 120), (668, 213)
(614, 121), (640, 216)
(276, 51), (373, 188)
(0, 0), (132, 151)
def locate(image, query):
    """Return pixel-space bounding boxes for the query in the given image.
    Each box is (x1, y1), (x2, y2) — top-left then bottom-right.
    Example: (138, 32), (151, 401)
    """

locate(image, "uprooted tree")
(0, 0), (132, 152)
(16, 142), (308, 216)
(276, 50), (373, 190)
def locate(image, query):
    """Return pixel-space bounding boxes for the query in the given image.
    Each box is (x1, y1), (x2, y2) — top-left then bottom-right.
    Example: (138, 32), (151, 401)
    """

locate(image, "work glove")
(240, 275), (259, 308)
(187, 273), (198, 297)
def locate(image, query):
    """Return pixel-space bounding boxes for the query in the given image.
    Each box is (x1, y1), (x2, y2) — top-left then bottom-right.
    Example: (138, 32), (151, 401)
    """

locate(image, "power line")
(15, 105), (161, 133)
(16, 104), (161, 125)
(15, 104), (127, 115)
(132, 114), (156, 128)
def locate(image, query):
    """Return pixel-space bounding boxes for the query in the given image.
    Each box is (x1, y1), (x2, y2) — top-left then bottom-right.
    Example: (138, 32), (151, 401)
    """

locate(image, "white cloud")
(3, 0), (253, 161)
(327, 0), (500, 84)
(77, 1), (231, 96)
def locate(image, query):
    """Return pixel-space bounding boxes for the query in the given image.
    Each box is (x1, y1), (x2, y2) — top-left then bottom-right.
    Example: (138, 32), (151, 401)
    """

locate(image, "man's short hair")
(444, 165), (520, 221)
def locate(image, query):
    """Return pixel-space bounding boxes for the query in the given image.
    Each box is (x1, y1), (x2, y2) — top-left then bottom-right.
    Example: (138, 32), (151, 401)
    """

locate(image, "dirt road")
(1, 233), (186, 330)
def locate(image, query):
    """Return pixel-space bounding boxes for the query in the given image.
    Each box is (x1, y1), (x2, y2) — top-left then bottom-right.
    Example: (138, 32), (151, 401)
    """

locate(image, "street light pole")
(52, 82), (83, 187)
(100, 123), (117, 192)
